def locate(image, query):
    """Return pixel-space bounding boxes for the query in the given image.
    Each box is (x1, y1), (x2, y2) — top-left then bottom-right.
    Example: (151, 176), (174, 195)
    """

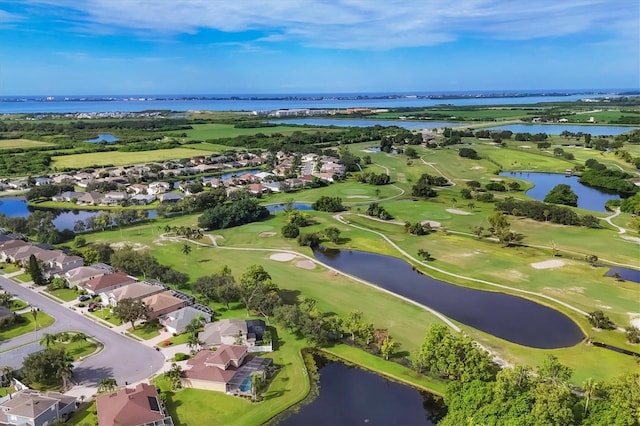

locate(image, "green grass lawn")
(0, 311), (55, 341)
(128, 320), (162, 340)
(51, 148), (214, 168)
(181, 123), (338, 141)
(0, 139), (53, 149)
(12, 272), (33, 283)
(8, 299), (27, 311)
(48, 288), (81, 302)
(0, 263), (21, 274)
(68, 402), (97, 426)
(0, 386), (14, 397)
(50, 335), (99, 361)
(168, 332), (190, 345)
(89, 308), (121, 326)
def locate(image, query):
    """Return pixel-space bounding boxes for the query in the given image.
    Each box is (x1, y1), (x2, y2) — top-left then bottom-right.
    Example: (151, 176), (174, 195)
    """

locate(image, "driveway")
(0, 276), (165, 387)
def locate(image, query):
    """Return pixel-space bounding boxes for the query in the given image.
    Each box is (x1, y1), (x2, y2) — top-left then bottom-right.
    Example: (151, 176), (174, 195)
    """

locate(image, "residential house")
(158, 193), (184, 204)
(130, 194), (156, 206)
(101, 191), (128, 206)
(142, 292), (185, 320)
(102, 281), (165, 307)
(0, 240), (30, 262)
(0, 389), (77, 426)
(127, 183), (148, 195)
(96, 383), (173, 426)
(182, 345), (272, 395)
(6, 179), (29, 190)
(261, 181), (282, 192)
(63, 266), (109, 288)
(51, 191), (85, 202)
(34, 177), (53, 186)
(79, 272), (137, 295)
(247, 183), (267, 195)
(254, 172), (274, 182)
(159, 306), (212, 334)
(73, 172), (94, 182)
(199, 318), (267, 348)
(52, 174), (75, 184)
(147, 182), (171, 195)
(45, 253), (84, 275)
(76, 191), (104, 206)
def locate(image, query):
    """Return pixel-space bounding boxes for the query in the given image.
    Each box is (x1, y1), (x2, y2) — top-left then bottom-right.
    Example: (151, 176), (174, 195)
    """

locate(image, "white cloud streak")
(21, 0), (640, 49)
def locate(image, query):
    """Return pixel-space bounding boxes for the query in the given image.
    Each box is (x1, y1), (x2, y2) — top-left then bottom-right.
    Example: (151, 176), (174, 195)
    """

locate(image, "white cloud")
(22, 0), (640, 49)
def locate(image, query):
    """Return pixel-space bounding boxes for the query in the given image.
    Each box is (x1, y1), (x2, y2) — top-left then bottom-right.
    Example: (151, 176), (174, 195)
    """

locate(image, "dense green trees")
(27, 254), (46, 286)
(580, 160), (638, 197)
(198, 197), (269, 230)
(412, 173), (449, 198)
(355, 172), (390, 185)
(22, 348), (74, 389)
(544, 184), (579, 206)
(458, 147), (479, 159)
(109, 246), (188, 286)
(312, 196), (345, 212)
(366, 202), (392, 220)
(587, 310), (616, 329)
(495, 198), (598, 227)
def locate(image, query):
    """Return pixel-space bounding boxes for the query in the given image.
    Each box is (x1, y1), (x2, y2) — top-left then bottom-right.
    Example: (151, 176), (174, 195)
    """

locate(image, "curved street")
(0, 275), (165, 388)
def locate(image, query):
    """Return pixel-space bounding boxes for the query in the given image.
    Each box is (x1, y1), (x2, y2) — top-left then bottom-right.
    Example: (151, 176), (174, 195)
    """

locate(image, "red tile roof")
(83, 272), (136, 292)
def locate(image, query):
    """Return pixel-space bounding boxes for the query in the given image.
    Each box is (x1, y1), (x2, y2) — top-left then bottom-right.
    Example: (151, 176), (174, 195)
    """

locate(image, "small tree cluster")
(356, 172), (390, 185)
(587, 310), (616, 330)
(404, 221), (432, 236)
(366, 203), (393, 220)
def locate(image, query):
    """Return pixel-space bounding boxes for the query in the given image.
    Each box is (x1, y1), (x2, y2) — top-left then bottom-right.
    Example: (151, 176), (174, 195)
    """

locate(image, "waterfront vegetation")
(1, 107), (639, 424)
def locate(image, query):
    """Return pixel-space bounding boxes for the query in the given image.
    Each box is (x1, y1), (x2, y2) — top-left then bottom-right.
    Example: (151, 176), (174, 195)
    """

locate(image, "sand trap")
(421, 220), (441, 228)
(531, 259), (565, 269)
(270, 253), (296, 262)
(446, 208), (472, 215)
(111, 242), (148, 251)
(296, 260), (316, 270)
(259, 232), (277, 237)
(347, 195), (369, 199)
(470, 166), (484, 170)
(630, 317), (640, 328)
(520, 145), (531, 149)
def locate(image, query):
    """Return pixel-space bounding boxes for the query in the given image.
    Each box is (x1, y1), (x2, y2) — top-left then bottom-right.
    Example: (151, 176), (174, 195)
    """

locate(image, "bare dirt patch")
(296, 260), (316, 270)
(446, 208), (472, 215)
(269, 253), (297, 262)
(111, 242), (148, 251)
(259, 232), (277, 237)
(396, 173), (407, 183)
(531, 259), (565, 269)
(421, 220), (441, 228)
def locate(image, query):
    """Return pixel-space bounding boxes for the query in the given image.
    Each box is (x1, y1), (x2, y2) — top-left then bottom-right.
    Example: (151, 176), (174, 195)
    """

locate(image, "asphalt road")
(0, 276), (164, 386)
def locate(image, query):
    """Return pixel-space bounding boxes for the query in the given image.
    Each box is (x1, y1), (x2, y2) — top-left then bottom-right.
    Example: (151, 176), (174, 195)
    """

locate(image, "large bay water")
(314, 247), (584, 349)
(499, 171), (620, 212)
(270, 118), (458, 129)
(279, 356), (442, 426)
(487, 124), (637, 136)
(0, 92), (619, 114)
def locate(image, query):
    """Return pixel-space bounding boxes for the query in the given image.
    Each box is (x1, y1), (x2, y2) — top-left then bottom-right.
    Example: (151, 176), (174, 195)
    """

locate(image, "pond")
(85, 133), (120, 143)
(271, 118), (459, 130)
(265, 202), (312, 214)
(605, 266), (640, 284)
(279, 356), (443, 426)
(314, 247), (584, 349)
(486, 124), (637, 136)
(0, 197), (156, 230)
(499, 171), (620, 212)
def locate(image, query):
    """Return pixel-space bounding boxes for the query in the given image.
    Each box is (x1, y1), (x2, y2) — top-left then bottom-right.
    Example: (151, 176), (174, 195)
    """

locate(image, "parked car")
(78, 295), (90, 302)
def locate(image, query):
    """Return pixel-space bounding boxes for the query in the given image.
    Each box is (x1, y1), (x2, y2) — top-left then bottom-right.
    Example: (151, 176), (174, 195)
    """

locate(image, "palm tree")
(181, 243), (192, 264)
(53, 350), (74, 391)
(186, 333), (202, 353)
(251, 372), (264, 401)
(98, 377), (118, 393)
(31, 307), (39, 339)
(70, 332), (89, 349)
(583, 378), (598, 416)
(40, 333), (57, 348)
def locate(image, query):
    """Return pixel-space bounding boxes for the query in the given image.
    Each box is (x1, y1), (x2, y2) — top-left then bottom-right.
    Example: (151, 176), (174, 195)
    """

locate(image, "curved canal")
(314, 247), (584, 349)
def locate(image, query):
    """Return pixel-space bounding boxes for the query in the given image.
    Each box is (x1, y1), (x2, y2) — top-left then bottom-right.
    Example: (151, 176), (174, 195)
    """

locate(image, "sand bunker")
(470, 166), (484, 170)
(111, 242), (148, 251)
(347, 195), (369, 199)
(270, 253), (296, 262)
(421, 220), (441, 228)
(531, 259), (565, 269)
(296, 260), (316, 270)
(259, 232), (277, 237)
(446, 208), (471, 215)
(630, 317), (640, 329)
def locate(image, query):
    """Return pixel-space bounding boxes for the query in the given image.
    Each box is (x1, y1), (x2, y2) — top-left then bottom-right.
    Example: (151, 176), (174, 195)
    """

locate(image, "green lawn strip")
(12, 272), (33, 283)
(48, 288), (81, 302)
(88, 308), (122, 326)
(50, 338), (99, 361)
(9, 299), (28, 311)
(181, 123), (337, 140)
(128, 321), (162, 340)
(0, 139), (53, 149)
(323, 344), (448, 395)
(0, 311), (55, 341)
(168, 332), (190, 345)
(0, 263), (21, 274)
(51, 148), (214, 169)
(67, 402), (97, 426)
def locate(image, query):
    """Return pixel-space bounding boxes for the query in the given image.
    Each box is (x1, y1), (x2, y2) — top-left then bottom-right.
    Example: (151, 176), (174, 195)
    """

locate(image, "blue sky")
(1, 0), (638, 95)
